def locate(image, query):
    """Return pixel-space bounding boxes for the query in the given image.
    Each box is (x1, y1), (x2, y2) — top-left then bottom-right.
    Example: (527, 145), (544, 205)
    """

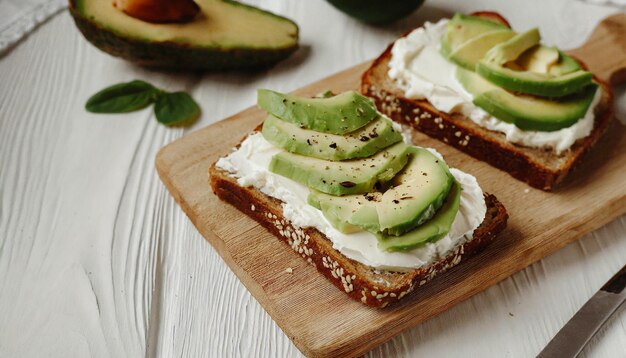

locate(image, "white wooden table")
(1, 1), (625, 357)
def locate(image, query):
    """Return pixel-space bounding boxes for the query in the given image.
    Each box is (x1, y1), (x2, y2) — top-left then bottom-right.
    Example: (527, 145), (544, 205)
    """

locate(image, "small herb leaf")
(86, 80), (158, 113)
(154, 92), (200, 126)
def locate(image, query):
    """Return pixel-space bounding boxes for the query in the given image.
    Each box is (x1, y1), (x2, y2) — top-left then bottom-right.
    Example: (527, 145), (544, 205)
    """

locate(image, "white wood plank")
(0, 1), (624, 357)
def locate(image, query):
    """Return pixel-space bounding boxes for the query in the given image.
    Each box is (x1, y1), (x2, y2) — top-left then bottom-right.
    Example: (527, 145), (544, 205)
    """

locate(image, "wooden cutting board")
(156, 15), (626, 358)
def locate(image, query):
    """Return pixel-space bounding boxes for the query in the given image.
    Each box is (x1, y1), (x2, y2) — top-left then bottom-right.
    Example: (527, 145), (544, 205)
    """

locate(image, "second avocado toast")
(210, 89), (508, 307)
(362, 12), (613, 190)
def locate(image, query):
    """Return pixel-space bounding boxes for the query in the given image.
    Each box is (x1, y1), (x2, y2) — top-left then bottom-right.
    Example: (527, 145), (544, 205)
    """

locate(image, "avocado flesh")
(550, 51), (581, 76)
(270, 142), (411, 196)
(257, 90), (378, 135)
(448, 29), (515, 70)
(477, 31), (592, 97)
(307, 191), (380, 234)
(517, 45), (559, 74)
(70, 0), (299, 70)
(484, 28), (541, 66)
(457, 68), (598, 131)
(261, 115), (402, 161)
(307, 148), (453, 236)
(377, 148), (453, 236)
(440, 13), (508, 57)
(377, 181), (461, 252)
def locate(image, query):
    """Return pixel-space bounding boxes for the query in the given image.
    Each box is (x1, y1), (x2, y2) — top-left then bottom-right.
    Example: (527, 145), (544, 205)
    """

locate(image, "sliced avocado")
(457, 68), (598, 131)
(516, 45), (560, 74)
(476, 61), (594, 97)
(377, 148), (453, 236)
(477, 30), (592, 97)
(257, 90), (378, 135)
(307, 148), (454, 236)
(377, 181), (461, 252)
(270, 142), (411, 196)
(69, 0), (299, 70)
(448, 29), (515, 70)
(440, 13), (508, 57)
(308, 190), (380, 234)
(549, 51), (582, 76)
(261, 114), (402, 161)
(483, 28), (541, 66)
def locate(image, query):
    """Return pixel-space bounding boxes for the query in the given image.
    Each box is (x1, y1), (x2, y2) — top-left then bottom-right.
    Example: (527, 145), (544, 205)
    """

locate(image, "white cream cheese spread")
(387, 19), (601, 154)
(216, 132), (487, 272)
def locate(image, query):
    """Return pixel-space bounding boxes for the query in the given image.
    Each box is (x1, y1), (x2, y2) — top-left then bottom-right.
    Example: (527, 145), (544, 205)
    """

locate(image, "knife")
(537, 263), (626, 358)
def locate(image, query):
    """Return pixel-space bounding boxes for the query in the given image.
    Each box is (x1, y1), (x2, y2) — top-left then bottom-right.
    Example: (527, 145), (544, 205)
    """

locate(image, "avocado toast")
(362, 12), (614, 190)
(210, 89), (507, 307)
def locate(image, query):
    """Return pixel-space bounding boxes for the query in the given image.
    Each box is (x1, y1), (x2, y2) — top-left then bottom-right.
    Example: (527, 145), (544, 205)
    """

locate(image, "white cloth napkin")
(0, 0), (66, 54)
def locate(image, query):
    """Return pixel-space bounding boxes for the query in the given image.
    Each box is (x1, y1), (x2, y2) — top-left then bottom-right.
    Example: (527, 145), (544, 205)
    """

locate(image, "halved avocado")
(457, 68), (598, 131)
(69, 0), (299, 70)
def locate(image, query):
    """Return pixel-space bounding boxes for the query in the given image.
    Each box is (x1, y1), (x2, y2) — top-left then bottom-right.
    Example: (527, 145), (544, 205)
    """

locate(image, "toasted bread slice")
(361, 12), (614, 190)
(209, 136), (508, 308)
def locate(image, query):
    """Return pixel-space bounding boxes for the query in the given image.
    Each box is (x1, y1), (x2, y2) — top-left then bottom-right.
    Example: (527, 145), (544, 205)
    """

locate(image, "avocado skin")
(326, 0), (425, 24)
(69, 1), (299, 71)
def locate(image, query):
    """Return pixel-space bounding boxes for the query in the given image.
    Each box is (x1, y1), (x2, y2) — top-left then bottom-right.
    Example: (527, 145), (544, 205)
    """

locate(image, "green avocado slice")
(550, 51), (582, 76)
(440, 13), (508, 57)
(307, 148), (454, 236)
(376, 148), (453, 236)
(377, 181), (461, 252)
(257, 89), (378, 135)
(448, 29), (515, 70)
(457, 68), (598, 132)
(476, 61), (593, 98)
(516, 45), (560, 74)
(483, 28), (541, 66)
(261, 114), (402, 161)
(270, 142), (411, 196)
(70, 0), (299, 70)
(307, 191), (380, 234)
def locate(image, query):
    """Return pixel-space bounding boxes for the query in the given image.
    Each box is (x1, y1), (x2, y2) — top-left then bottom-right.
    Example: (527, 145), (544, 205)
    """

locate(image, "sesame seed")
(285, 267), (293, 274)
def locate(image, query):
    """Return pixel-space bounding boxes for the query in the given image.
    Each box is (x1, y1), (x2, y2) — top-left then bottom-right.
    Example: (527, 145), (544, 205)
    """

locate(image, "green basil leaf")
(154, 92), (201, 126)
(86, 80), (159, 113)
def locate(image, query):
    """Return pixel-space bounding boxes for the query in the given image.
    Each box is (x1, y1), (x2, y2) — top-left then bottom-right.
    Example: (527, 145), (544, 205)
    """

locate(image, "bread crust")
(360, 13), (614, 190)
(209, 162), (508, 308)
